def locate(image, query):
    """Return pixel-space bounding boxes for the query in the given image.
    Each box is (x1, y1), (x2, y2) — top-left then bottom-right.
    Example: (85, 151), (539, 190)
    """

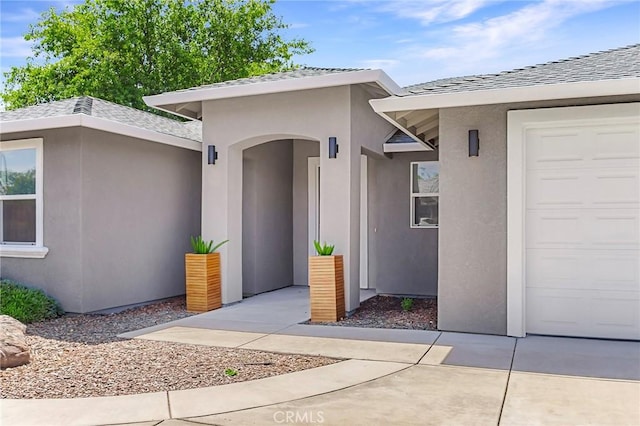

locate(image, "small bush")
(0, 279), (64, 323)
(401, 297), (414, 312)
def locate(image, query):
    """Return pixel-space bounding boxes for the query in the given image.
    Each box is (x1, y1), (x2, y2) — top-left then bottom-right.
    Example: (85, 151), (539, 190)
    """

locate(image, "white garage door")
(525, 110), (640, 340)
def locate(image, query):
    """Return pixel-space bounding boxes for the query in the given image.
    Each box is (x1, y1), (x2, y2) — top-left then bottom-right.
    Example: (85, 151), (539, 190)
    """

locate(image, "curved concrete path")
(2, 287), (638, 426)
(2, 328), (639, 426)
(1, 359), (409, 426)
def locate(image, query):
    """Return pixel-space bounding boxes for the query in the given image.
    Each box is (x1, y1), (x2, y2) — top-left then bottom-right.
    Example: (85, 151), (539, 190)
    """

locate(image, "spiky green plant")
(401, 297), (414, 312)
(313, 240), (335, 256)
(190, 236), (229, 254)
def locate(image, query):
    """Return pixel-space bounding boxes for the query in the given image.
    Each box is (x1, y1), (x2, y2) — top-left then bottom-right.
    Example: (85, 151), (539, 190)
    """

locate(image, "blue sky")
(1, 0), (639, 88)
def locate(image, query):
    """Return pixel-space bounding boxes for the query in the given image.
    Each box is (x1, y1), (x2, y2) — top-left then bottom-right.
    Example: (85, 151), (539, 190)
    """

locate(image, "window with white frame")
(410, 161), (439, 227)
(0, 138), (46, 257)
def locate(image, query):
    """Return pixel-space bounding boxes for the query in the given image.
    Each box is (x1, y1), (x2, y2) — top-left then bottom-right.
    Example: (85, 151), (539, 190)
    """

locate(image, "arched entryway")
(237, 136), (320, 297)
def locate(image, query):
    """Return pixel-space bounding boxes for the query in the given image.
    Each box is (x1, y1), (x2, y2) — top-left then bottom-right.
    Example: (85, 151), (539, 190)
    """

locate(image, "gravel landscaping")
(0, 297), (337, 399)
(310, 295), (438, 330)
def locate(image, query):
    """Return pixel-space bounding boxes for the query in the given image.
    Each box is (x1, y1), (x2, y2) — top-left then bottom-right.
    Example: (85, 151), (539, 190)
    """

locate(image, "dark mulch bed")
(308, 295), (438, 330)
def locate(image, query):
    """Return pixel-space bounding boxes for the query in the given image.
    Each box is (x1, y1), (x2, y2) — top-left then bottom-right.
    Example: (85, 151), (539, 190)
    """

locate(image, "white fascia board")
(0, 115), (202, 151)
(370, 78), (640, 113)
(144, 69), (403, 108)
(383, 142), (429, 153)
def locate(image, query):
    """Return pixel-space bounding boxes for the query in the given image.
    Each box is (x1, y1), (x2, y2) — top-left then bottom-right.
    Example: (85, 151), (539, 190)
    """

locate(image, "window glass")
(412, 162), (439, 194)
(411, 161), (439, 227)
(1, 199), (36, 243)
(0, 149), (36, 195)
(413, 196), (439, 226)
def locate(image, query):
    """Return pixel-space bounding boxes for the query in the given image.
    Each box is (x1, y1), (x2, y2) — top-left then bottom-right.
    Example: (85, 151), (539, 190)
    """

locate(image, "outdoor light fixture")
(208, 145), (218, 164)
(329, 137), (339, 159)
(468, 130), (479, 157)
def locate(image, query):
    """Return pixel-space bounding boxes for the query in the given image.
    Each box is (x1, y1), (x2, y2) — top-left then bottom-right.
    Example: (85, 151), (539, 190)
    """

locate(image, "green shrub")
(313, 240), (335, 256)
(0, 279), (64, 323)
(190, 235), (229, 254)
(401, 297), (414, 312)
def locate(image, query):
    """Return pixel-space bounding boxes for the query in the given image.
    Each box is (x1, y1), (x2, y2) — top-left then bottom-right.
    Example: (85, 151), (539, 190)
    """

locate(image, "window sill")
(410, 225), (439, 229)
(0, 246), (49, 258)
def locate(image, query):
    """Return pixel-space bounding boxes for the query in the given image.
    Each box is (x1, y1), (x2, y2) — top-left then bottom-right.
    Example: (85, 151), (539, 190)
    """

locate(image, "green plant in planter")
(313, 240), (335, 256)
(401, 297), (414, 312)
(190, 235), (229, 254)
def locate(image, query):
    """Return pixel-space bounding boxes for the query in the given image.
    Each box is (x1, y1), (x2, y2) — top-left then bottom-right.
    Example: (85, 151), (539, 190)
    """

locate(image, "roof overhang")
(371, 78), (640, 113)
(144, 69), (403, 120)
(370, 78), (639, 152)
(0, 114), (202, 151)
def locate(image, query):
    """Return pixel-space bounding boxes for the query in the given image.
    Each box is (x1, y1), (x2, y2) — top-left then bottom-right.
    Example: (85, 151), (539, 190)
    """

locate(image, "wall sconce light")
(468, 130), (479, 157)
(208, 145), (218, 165)
(329, 137), (339, 159)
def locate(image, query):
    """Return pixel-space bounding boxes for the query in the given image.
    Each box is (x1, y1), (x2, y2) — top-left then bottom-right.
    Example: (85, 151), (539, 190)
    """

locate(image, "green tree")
(2, 0), (312, 111)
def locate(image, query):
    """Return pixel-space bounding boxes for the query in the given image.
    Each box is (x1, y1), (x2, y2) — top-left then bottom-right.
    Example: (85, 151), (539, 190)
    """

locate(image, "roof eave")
(0, 114), (202, 151)
(143, 69), (403, 112)
(371, 78), (640, 113)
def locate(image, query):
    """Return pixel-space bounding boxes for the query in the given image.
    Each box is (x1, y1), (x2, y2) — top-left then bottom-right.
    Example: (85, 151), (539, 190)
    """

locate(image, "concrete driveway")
(3, 287), (639, 425)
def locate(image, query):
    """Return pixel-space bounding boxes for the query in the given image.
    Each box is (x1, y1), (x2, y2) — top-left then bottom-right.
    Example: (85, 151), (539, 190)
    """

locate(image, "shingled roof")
(402, 44), (640, 96)
(1, 96), (202, 142)
(166, 67), (365, 94)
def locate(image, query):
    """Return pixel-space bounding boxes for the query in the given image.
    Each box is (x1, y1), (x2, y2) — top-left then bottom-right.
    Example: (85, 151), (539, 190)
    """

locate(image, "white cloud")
(422, 0), (614, 61)
(379, 0), (493, 25)
(360, 59), (400, 69)
(1, 37), (33, 58)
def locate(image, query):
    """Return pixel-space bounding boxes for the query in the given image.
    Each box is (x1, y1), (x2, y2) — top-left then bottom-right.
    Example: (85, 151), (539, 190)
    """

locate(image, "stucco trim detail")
(506, 102), (640, 338)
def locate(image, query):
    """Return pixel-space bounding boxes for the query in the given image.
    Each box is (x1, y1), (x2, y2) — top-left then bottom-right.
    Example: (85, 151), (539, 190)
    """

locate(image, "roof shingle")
(402, 44), (640, 96)
(1, 96), (202, 142)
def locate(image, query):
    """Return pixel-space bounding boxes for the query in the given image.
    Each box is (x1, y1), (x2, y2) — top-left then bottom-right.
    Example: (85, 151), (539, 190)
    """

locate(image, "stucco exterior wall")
(242, 139), (294, 296)
(1, 127), (201, 313)
(1, 128), (84, 312)
(292, 140), (320, 286)
(371, 151), (439, 296)
(79, 128), (201, 312)
(438, 95), (640, 335)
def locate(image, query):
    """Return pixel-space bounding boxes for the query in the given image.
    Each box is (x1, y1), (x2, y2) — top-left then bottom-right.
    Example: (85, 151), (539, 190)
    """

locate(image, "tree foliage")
(2, 0), (312, 111)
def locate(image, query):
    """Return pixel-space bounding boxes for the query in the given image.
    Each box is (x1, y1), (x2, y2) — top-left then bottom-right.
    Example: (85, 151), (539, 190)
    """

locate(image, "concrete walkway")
(2, 287), (639, 426)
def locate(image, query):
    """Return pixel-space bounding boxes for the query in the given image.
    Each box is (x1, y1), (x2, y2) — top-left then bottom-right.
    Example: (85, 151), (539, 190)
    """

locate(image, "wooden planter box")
(185, 252), (222, 313)
(308, 255), (345, 322)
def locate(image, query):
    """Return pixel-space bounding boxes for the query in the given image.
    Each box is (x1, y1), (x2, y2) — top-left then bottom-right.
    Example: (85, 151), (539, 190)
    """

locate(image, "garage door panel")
(523, 110), (640, 340)
(592, 294), (640, 340)
(527, 249), (639, 291)
(592, 213), (639, 247)
(593, 172), (639, 206)
(526, 288), (585, 334)
(527, 288), (640, 340)
(526, 130), (585, 169)
(527, 209), (639, 250)
(527, 168), (639, 208)
(593, 126), (640, 163)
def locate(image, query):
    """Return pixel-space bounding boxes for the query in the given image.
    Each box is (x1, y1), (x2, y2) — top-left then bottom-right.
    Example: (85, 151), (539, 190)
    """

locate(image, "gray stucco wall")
(1, 128), (84, 311)
(292, 140), (320, 286)
(242, 139), (294, 296)
(79, 128), (201, 312)
(0, 127), (201, 313)
(438, 95), (640, 335)
(371, 151), (439, 296)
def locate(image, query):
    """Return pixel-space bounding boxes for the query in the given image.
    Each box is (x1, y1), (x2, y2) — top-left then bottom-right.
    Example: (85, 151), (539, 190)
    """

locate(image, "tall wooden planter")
(185, 252), (222, 313)
(309, 255), (345, 322)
